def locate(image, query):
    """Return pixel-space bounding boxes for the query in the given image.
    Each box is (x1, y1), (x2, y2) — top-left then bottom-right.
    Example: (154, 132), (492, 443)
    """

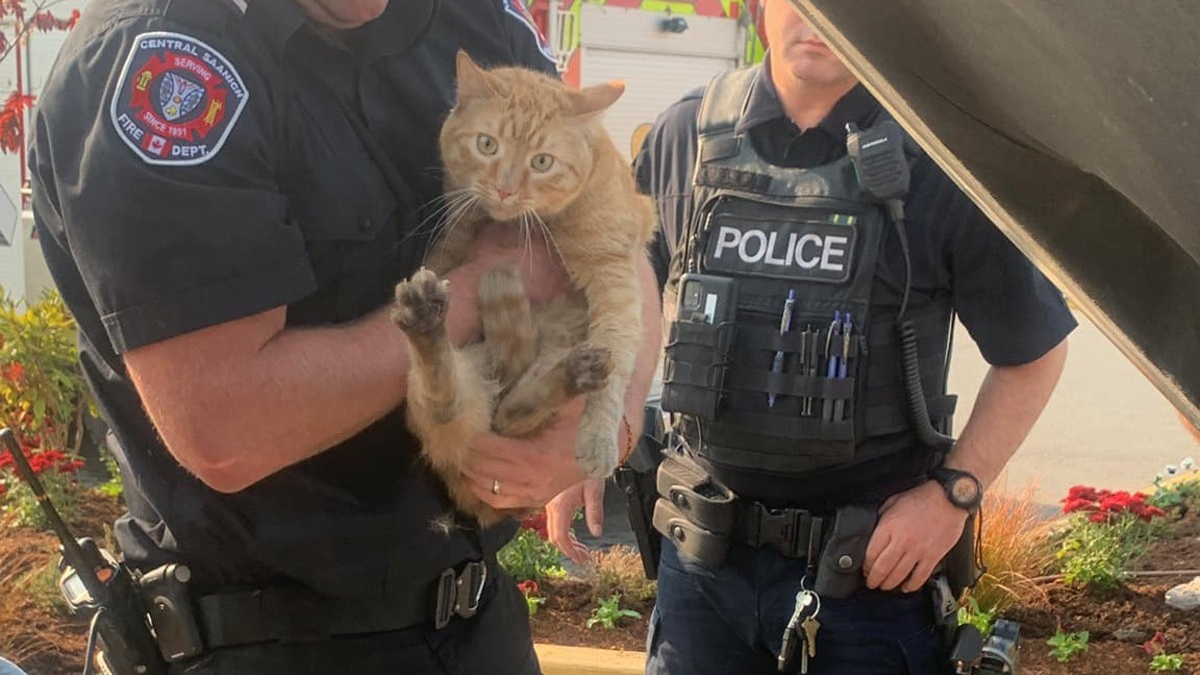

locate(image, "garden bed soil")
(529, 578), (651, 653)
(0, 492), (123, 675)
(6, 493), (1200, 675)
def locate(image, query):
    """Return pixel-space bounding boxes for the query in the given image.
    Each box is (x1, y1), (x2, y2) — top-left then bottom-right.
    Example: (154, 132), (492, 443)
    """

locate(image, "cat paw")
(574, 430), (619, 479)
(392, 268), (449, 336)
(564, 345), (612, 395)
(491, 398), (541, 437)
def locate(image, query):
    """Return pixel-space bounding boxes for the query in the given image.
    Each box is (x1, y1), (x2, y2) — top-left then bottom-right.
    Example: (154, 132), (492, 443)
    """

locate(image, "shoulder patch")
(110, 32), (250, 166)
(501, 0), (555, 64)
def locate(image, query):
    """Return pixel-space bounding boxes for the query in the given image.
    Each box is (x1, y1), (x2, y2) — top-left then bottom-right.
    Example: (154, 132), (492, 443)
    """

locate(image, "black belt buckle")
(751, 504), (812, 558)
(433, 560), (488, 630)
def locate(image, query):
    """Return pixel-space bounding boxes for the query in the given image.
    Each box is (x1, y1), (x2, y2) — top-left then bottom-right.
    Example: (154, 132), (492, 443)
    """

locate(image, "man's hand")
(862, 480), (968, 593)
(463, 397), (589, 510)
(545, 478), (607, 565)
(462, 222), (572, 308)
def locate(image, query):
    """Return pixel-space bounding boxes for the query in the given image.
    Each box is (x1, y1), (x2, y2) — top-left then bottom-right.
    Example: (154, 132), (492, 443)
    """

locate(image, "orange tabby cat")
(391, 51), (655, 526)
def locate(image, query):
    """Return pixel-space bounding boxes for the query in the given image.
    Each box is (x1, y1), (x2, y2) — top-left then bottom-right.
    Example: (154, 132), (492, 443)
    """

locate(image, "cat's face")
(440, 52), (622, 223)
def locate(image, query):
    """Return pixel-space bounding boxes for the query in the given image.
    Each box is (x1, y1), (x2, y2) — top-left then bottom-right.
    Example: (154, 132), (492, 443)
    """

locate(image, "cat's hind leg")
(491, 344), (612, 437)
(478, 263), (537, 387)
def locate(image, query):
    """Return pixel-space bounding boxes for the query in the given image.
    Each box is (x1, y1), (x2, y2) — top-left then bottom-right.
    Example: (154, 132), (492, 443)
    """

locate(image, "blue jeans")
(646, 540), (940, 675)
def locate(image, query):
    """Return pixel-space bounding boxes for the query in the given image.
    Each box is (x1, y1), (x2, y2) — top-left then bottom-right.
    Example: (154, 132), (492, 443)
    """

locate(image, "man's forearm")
(129, 262), (487, 493)
(945, 339), (1070, 488)
(622, 256), (664, 448)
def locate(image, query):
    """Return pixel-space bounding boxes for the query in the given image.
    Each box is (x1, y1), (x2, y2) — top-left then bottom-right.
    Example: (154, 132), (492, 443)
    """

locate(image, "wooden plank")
(535, 644), (645, 675)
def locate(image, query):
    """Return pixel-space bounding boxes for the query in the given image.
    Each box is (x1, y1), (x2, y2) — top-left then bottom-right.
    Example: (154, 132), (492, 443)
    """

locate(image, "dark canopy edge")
(787, 0), (1200, 429)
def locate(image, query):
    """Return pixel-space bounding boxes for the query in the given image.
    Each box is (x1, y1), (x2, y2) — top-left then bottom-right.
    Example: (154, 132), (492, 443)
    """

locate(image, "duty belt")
(194, 559), (491, 649)
(651, 453), (827, 565)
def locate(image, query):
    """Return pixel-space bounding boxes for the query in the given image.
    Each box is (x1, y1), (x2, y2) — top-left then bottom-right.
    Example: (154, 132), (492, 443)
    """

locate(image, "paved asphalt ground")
(580, 312), (1198, 552)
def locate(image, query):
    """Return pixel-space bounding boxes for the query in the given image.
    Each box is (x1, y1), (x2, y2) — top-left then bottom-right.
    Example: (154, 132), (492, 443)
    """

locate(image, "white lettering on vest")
(739, 229), (768, 263)
(821, 235), (849, 272)
(713, 226), (740, 259)
(795, 234), (822, 269)
(709, 225), (852, 273)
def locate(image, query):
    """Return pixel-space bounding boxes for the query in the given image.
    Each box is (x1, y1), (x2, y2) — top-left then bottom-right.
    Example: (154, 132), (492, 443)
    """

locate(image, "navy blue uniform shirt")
(30, 0), (555, 593)
(635, 62), (1077, 508)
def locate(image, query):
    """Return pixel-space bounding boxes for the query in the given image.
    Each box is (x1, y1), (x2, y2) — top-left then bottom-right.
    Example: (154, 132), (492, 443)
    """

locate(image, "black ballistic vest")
(661, 67), (957, 476)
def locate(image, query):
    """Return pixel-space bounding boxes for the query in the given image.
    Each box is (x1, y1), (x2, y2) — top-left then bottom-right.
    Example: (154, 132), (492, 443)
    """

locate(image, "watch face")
(951, 476), (980, 505)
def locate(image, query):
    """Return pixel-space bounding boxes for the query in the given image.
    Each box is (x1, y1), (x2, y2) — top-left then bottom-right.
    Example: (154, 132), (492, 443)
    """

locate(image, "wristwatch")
(930, 467), (983, 514)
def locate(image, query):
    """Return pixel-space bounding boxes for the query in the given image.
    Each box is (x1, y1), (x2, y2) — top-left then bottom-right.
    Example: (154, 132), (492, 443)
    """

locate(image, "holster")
(651, 453), (737, 567)
(944, 512), (984, 600)
(615, 403), (670, 579)
(812, 503), (877, 599)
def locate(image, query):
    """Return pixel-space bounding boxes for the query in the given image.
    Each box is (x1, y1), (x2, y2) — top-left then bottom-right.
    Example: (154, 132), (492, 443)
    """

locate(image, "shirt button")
(358, 217), (373, 232)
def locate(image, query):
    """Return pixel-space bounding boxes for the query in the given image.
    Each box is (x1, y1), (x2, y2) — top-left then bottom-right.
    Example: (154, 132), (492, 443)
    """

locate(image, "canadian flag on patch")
(146, 135), (168, 156)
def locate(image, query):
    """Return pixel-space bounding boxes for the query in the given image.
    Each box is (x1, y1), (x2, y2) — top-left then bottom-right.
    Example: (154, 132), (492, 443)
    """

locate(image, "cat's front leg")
(392, 268), (458, 423)
(573, 261), (643, 478)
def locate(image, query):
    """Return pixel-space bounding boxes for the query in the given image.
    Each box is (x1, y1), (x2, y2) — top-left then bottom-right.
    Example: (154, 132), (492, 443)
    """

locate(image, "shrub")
(969, 483), (1054, 612)
(497, 513), (566, 583)
(1053, 485), (1167, 589)
(586, 545), (656, 604)
(0, 289), (93, 452)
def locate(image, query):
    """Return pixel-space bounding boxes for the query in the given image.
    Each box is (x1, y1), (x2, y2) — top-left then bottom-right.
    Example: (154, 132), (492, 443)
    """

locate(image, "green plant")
(516, 580), (546, 616)
(1046, 630), (1089, 663)
(1149, 654), (1185, 672)
(97, 445), (124, 499)
(586, 545), (656, 604)
(956, 596), (997, 639)
(497, 527), (566, 583)
(0, 288), (94, 452)
(1, 445), (85, 528)
(22, 557), (68, 616)
(586, 593), (641, 630)
(1055, 486), (1167, 589)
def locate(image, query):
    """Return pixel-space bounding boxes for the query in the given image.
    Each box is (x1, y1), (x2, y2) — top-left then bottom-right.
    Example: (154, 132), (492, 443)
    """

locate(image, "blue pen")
(834, 313), (852, 420)
(768, 290), (796, 408)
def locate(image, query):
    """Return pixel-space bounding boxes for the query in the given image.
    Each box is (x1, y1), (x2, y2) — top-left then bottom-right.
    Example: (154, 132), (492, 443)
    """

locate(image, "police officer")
(28, 0), (661, 672)
(633, 1), (1074, 674)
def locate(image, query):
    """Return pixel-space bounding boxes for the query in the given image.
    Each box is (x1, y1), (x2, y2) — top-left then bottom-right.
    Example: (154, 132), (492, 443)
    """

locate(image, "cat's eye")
(476, 134), (498, 155)
(530, 153), (555, 173)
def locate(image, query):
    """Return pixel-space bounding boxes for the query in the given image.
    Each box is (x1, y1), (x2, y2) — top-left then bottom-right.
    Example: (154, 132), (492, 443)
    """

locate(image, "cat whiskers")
(529, 210), (566, 268)
(411, 188), (479, 248)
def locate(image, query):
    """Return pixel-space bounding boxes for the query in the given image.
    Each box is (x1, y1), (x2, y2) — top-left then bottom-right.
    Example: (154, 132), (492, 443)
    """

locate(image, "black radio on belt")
(1, 428), (170, 675)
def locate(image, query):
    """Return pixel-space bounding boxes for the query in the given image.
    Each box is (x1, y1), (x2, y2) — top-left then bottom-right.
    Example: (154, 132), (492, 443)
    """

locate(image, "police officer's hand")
(862, 480), (968, 593)
(544, 478), (606, 565)
(462, 222), (572, 307)
(462, 397), (588, 512)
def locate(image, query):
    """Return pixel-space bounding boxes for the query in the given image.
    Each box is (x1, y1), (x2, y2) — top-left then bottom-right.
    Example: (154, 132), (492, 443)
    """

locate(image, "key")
(778, 590), (815, 673)
(801, 615), (821, 659)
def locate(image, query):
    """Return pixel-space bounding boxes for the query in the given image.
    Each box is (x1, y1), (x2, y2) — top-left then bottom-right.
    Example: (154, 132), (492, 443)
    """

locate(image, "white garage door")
(580, 48), (735, 161)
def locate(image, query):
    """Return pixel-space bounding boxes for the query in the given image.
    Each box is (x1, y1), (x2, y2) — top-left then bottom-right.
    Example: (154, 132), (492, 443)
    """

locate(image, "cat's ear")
(455, 49), (495, 103)
(571, 80), (625, 118)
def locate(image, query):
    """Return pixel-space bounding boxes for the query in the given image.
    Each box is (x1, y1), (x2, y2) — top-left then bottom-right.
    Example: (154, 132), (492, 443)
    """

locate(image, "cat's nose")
(497, 187), (516, 201)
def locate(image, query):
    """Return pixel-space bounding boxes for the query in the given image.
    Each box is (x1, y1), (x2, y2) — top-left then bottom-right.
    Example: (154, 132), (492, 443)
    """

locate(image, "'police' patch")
(502, 0), (556, 64)
(703, 213), (858, 284)
(110, 32), (249, 166)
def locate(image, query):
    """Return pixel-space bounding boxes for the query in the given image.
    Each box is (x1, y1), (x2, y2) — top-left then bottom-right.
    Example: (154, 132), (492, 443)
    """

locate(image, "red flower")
(1143, 631), (1166, 656)
(1061, 498), (1098, 514)
(522, 512), (549, 540)
(1, 361), (24, 384)
(517, 580), (540, 597)
(1066, 485), (1100, 502)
